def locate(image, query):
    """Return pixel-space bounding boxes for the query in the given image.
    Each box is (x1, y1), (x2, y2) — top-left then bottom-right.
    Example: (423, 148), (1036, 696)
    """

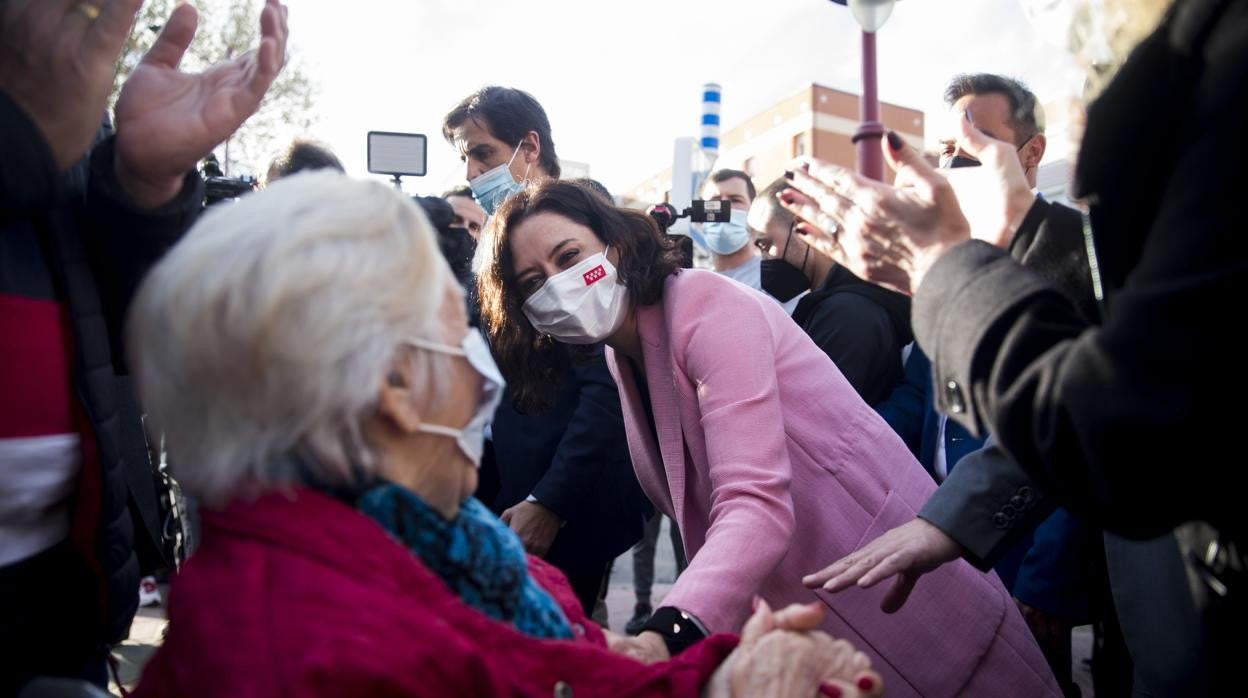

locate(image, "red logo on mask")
(583, 265), (606, 286)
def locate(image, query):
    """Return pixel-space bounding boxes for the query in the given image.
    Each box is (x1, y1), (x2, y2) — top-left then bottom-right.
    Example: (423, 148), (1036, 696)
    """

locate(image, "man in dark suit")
(486, 346), (649, 615)
(442, 88), (649, 615)
(800, 6), (1247, 691)
(865, 73), (1103, 696)
(876, 348), (984, 482)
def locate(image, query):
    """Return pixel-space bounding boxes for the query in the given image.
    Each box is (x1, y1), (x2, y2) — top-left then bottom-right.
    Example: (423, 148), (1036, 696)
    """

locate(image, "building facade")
(621, 83), (925, 208)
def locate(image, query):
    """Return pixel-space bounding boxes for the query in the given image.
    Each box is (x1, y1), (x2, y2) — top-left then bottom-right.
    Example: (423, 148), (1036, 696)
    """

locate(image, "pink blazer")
(606, 270), (1058, 697)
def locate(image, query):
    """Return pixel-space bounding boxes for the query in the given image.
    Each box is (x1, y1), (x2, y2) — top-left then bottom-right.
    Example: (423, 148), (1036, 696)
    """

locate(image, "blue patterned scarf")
(355, 483), (574, 640)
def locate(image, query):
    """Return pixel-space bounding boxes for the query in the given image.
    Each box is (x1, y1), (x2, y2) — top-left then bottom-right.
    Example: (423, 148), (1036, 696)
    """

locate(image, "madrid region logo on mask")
(583, 265), (606, 286)
(522, 249), (628, 345)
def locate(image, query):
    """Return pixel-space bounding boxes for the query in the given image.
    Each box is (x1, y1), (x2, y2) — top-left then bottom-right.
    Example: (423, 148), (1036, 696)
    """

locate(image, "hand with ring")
(0, 0), (144, 171)
(777, 132), (974, 296)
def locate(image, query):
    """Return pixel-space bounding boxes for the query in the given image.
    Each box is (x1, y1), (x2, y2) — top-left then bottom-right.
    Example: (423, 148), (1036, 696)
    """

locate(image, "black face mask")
(761, 259), (809, 301)
(759, 223), (811, 302)
(943, 154), (981, 169)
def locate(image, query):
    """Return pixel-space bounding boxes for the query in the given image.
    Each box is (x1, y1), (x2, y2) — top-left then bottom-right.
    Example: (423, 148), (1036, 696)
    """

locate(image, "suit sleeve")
(873, 345), (929, 457)
(919, 437), (1056, 570)
(659, 293), (797, 633)
(528, 346), (628, 522)
(913, 111), (1242, 539)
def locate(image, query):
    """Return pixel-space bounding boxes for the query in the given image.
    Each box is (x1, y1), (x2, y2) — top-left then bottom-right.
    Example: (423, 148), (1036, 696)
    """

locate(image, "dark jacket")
(490, 346), (648, 577)
(913, 0), (1246, 542)
(878, 346), (1096, 609)
(876, 347), (985, 477)
(791, 265), (912, 405)
(1, 91), (202, 651)
(914, 7), (1248, 685)
(915, 195), (1098, 564)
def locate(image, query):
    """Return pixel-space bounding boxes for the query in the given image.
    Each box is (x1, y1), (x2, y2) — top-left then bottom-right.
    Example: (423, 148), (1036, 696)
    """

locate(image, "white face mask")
(406, 330), (504, 467)
(522, 248), (629, 345)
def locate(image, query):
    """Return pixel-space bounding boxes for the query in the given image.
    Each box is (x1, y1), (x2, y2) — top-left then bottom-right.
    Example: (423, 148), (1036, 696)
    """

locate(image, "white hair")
(128, 171), (453, 507)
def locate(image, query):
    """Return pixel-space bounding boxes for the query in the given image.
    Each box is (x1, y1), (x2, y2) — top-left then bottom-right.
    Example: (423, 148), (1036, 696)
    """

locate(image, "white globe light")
(848, 0), (897, 32)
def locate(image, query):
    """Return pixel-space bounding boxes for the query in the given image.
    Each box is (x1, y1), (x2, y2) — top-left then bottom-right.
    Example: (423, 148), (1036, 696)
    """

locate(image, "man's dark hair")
(754, 177), (795, 229)
(709, 169), (756, 200)
(441, 185), (475, 200)
(442, 86), (561, 179)
(265, 140), (344, 182)
(943, 73), (1044, 144)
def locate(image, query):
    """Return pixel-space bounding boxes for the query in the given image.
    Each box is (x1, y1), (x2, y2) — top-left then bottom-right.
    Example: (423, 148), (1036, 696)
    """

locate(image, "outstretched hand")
(113, 0), (289, 208)
(802, 518), (963, 614)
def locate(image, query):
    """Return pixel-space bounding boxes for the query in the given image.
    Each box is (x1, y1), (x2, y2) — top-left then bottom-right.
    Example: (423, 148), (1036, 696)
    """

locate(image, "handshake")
(608, 600), (884, 698)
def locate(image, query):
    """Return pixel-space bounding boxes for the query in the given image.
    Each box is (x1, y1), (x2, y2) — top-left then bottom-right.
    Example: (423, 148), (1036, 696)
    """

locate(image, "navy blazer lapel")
(610, 351), (672, 514)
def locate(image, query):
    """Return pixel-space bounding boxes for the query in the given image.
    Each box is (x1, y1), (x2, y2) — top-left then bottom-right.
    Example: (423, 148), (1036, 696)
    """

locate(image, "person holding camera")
(476, 178), (1059, 696)
(0, 0), (288, 692)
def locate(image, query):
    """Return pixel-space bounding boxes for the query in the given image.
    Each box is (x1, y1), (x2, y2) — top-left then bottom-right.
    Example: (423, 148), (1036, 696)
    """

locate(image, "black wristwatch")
(641, 606), (709, 656)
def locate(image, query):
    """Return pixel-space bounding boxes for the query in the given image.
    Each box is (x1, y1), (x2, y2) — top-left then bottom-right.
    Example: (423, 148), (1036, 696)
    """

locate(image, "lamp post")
(829, 0), (898, 181)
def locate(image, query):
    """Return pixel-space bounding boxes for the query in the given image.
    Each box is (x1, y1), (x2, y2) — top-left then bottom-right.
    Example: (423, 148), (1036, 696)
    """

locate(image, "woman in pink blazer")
(479, 180), (1059, 697)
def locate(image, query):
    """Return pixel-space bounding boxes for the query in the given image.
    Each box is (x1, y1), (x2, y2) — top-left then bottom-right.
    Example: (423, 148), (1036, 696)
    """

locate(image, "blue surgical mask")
(468, 140), (529, 216)
(702, 208), (751, 255)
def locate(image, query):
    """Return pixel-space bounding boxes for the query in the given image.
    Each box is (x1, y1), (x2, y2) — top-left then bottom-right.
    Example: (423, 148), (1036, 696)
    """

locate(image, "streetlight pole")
(829, 0), (897, 181)
(854, 30), (885, 181)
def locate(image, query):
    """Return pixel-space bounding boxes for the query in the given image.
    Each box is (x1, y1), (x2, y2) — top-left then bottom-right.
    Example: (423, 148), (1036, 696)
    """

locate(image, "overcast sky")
(271, 0), (1085, 196)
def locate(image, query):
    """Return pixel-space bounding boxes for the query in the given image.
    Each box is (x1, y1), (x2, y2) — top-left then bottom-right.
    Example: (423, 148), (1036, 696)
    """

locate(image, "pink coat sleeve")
(659, 283), (798, 633)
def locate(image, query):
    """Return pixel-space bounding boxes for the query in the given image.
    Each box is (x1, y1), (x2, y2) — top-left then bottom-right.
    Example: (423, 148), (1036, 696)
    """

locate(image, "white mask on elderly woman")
(406, 331), (504, 467)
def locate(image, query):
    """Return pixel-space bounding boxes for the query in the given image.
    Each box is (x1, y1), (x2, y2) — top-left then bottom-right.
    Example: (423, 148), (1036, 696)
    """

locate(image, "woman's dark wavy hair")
(478, 179), (682, 413)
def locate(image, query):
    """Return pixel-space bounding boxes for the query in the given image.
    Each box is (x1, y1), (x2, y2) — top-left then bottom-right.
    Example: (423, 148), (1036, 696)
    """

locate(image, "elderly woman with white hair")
(125, 170), (883, 698)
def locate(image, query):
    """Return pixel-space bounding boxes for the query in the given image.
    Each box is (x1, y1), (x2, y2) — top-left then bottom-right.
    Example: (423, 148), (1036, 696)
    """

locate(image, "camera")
(200, 154), (257, 206)
(203, 175), (257, 206)
(645, 199), (732, 232)
(645, 200), (731, 269)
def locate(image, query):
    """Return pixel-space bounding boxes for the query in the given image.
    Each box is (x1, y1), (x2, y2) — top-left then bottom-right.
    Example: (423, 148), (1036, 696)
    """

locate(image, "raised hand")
(778, 132), (973, 295)
(0, 0), (144, 171)
(113, 0), (289, 208)
(942, 113), (1038, 249)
